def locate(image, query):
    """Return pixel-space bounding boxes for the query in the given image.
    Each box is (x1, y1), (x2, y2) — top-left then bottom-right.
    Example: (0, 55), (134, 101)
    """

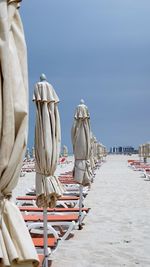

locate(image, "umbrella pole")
(43, 208), (48, 267)
(79, 184), (83, 230)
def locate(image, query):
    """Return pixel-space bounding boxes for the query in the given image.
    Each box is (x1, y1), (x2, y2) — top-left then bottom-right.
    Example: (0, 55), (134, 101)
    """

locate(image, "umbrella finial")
(40, 73), (47, 82)
(80, 99), (85, 104)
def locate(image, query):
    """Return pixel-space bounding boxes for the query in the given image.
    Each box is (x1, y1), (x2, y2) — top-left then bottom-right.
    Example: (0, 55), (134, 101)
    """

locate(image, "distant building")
(109, 146), (137, 154)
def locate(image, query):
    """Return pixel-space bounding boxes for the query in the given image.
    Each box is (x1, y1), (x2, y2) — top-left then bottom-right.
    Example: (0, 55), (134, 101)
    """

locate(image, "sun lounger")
(128, 160), (140, 163)
(23, 213), (85, 249)
(128, 160), (150, 179)
(19, 206), (90, 214)
(16, 195), (81, 208)
(20, 206), (89, 240)
(17, 195), (79, 201)
(129, 162), (150, 171)
(26, 186), (88, 198)
(29, 220), (75, 244)
(23, 213), (86, 241)
(23, 214), (79, 223)
(134, 165), (150, 171)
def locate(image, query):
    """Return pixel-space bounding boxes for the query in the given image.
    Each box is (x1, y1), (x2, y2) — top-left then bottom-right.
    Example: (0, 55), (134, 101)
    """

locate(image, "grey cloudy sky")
(20, 0), (150, 151)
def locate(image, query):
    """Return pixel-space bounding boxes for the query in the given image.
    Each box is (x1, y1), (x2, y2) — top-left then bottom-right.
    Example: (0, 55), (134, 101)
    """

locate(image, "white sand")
(52, 155), (150, 267)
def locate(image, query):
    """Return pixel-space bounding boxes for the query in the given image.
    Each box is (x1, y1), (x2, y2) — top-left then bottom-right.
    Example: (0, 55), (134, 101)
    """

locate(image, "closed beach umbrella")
(26, 148), (30, 160)
(93, 136), (98, 164)
(89, 133), (96, 173)
(103, 146), (107, 159)
(0, 1), (38, 266)
(62, 145), (68, 157)
(97, 142), (102, 161)
(33, 74), (63, 208)
(33, 74), (63, 266)
(71, 99), (91, 228)
(145, 142), (150, 159)
(32, 147), (35, 159)
(142, 144), (145, 161)
(143, 143), (147, 162)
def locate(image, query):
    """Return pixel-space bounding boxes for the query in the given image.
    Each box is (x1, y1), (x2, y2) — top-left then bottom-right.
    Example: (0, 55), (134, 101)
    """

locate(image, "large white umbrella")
(33, 74), (63, 266)
(0, 1), (39, 266)
(71, 99), (91, 229)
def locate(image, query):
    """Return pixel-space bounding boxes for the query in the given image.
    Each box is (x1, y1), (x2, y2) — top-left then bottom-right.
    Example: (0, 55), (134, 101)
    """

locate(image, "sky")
(20, 0), (150, 152)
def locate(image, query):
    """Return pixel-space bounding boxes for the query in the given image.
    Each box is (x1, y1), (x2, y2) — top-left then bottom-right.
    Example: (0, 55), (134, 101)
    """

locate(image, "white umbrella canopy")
(32, 147), (35, 159)
(142, 144), (147, 159)
(62, 145), (68, 157)
(0, 1), (39, 266)
(103, 146), (107, 157)
(93, 136), (98, 164)
(71, 100), (91, 186)
(145, 142), (150, 158)
(26, 148), (31, 160)
(97, 142), (102, 160)
(89, 133), (96, 171)
(33, 75), (64, 208)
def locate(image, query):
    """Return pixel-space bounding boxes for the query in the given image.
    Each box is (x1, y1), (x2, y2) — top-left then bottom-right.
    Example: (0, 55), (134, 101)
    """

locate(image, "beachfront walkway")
(52, 155), (150, 267)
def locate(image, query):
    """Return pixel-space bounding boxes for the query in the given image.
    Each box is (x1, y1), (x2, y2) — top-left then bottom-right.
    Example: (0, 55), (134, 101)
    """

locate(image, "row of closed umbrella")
(33, 77), (107, 262)
(0, 1), (107, 266)
(71, 99), (107, 229)
(72, 100), (107, 188)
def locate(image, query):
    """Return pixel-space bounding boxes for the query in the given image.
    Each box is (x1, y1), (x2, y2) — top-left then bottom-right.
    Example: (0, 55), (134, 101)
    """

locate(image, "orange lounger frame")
(23, 214), (79, 222)
(17, 195), (80, 209)
(20, 206), (90, 213)
(34, 238), (57, 248)
(17, 195), (79, 201)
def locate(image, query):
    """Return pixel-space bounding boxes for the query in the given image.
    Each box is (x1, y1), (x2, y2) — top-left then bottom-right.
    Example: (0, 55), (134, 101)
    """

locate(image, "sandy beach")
(51, 155), (150, 267)
(13, 155), (150, 267)
(1, 2), (150, 267)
